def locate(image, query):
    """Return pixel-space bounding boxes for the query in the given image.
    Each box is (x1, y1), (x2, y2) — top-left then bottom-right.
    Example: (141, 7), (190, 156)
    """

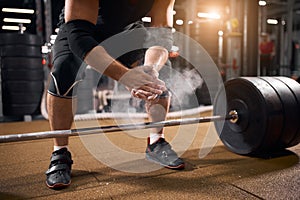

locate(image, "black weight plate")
(214, 77), (283, 155)
(0, 33), (42, 46)
(3, 103), (39, 116)
(1, 57), (42, 70)
(236, 77), (284, 153)
(2, 93), (42, 104)
(274, 77), (300, 147)
(260, 77), (299, 148)
(2, 81), (44, 93)
(0, 45), (41, 57)
(2, 69), (44, 81)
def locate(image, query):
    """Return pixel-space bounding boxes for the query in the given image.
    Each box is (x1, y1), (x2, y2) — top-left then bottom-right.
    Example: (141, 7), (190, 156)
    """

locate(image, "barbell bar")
(0, 111), (238, 143)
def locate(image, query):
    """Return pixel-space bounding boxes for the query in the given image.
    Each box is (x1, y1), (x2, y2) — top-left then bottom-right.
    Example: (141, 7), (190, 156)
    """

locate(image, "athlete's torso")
(99, 0), (154, 28)
(59, 0), (154, 29)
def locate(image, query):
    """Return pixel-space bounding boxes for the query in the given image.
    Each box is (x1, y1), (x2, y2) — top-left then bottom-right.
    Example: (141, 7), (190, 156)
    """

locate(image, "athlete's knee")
(48, 54), (85, 98)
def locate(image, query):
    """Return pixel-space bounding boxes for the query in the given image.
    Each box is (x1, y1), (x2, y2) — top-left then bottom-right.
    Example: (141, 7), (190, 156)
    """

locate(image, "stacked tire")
(0, 33), (44, 116)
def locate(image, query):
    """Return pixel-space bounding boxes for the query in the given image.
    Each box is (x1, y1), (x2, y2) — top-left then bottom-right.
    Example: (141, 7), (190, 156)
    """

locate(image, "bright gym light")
(267, 19), (278, 25)
(2, 8), (34, 14)
(2, 25), (26, 31)
(3, 18), (31, 24)
(176, 19), (184, 26)
(197, 12), (221, 19)
(258, 1), (267, 6)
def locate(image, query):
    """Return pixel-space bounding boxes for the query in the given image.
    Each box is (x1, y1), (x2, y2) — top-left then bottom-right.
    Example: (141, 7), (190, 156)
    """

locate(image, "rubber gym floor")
(0, 110), (299, 200)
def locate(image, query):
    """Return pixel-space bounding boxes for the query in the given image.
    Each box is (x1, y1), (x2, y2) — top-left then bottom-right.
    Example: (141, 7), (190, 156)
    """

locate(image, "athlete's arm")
(141, 0), (174, 74)
(148, 0), (175, 28)
(64, 0), (165, 94)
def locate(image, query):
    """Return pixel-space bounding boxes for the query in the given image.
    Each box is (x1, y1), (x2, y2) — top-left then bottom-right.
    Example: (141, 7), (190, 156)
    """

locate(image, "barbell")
(0, 113), (237, 143)
(1, 76), (300, 156)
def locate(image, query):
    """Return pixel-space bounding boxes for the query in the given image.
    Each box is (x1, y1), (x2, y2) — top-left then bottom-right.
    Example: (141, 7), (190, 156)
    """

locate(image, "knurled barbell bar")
(0, 76), (300, 156)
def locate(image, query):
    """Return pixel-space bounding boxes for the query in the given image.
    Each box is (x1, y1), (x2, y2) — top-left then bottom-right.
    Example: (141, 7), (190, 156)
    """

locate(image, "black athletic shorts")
(48, 20), (147, 98)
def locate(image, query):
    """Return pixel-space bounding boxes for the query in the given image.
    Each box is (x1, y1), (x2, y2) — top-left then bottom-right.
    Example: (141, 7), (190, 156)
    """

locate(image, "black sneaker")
(145, 138), (185, 169)
(45, 148), (73, 189)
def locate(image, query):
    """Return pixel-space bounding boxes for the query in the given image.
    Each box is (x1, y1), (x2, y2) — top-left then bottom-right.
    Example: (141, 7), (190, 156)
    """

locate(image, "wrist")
(105, 60), (129, 81)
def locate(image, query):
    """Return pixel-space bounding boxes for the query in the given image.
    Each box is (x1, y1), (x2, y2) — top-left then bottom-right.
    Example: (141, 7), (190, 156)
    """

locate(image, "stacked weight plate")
(214, 77), (300, 155)
(0, 33), (44, 116)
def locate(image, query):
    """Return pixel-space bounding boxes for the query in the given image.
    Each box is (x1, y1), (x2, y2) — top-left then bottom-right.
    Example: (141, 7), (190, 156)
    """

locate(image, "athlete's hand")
(119, 65), (166, 100)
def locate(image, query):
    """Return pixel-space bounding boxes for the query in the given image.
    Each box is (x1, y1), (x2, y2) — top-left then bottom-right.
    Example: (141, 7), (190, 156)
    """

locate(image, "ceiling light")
(197, 12), (220, 19)
(2, 25), (26, 31)
(176, 19), (184, 25)
(258, 1), (267, 6)
(267, 19), (278, 25)
(2, 8), (34, 14)
(3, 18), (31, 24)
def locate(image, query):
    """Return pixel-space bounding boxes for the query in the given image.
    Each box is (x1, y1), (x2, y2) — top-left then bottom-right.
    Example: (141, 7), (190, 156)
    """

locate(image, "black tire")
(2, 93), (42, 104)
(0, 33), (42, 46)
(2, 81), (44, 93)
(1, 57), (42, 70)
(0, 45), (41, 57)
(2, 69), (44, 81)
(0, 33), (43, 117)
(3, 103), (40, 116)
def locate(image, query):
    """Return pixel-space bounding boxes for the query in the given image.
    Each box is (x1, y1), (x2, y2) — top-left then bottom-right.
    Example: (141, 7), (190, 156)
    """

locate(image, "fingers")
(127, 78), (166, 100)
(131, 89), (160, 101)
(147, 94), (159, 101)
(131, 89), (149, 100)
(120, 62), (165, 90)
(119, 67), (155, 89)
(140, 83), (166, 95)
(120, 66), (166, 101)
(131, 71), (166, 100)
(131, 82), (166, 101)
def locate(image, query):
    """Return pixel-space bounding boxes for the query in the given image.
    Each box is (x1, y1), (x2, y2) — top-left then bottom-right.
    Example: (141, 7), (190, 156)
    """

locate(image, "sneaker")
(145, 138), (185, 169)
(45, 148), (73, 189)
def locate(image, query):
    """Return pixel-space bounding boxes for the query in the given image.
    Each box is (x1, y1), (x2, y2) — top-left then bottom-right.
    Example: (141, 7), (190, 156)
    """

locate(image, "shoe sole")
(145, 154), (185, 170)
(46, 181), (71, 189)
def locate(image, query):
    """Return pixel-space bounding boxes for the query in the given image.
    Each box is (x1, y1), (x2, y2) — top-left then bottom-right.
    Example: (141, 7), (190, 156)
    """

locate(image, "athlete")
(46, 0), (184, 189)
